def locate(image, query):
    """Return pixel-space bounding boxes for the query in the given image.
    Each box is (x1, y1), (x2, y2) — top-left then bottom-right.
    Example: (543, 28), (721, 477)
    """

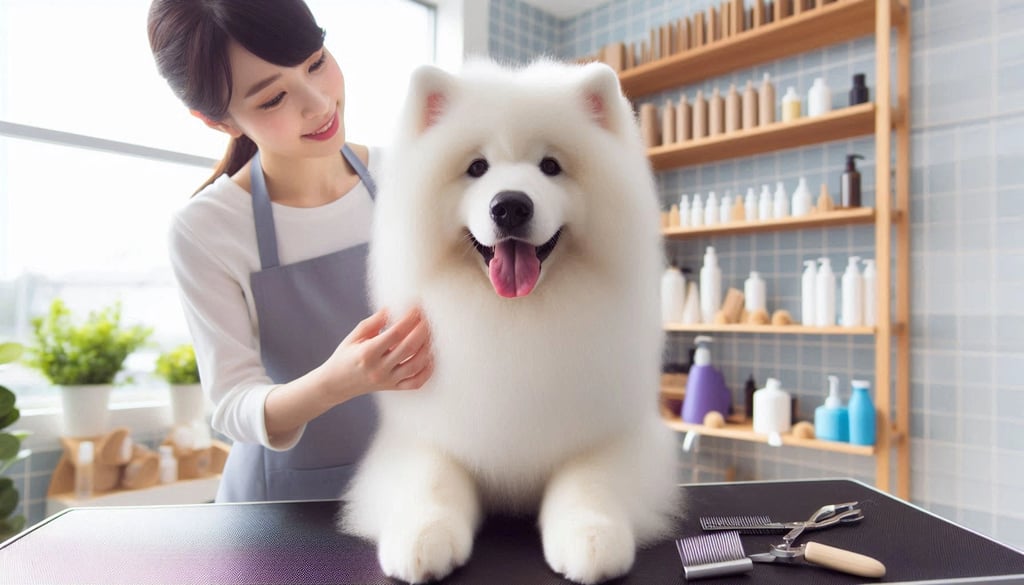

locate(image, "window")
(0, 0), (436, 402)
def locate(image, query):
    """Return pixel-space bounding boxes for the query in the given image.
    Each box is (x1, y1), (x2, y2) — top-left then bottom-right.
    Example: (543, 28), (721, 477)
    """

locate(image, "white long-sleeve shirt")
(168, 148), (380, 450)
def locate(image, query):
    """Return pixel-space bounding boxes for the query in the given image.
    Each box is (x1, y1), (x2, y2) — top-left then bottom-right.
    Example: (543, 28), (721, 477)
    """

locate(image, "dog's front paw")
(542, 515), (636, 584)
(378, 516), (474, 584)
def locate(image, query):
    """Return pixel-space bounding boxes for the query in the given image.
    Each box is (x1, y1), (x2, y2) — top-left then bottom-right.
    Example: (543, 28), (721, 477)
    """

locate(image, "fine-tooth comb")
(699, 514), (786, 534)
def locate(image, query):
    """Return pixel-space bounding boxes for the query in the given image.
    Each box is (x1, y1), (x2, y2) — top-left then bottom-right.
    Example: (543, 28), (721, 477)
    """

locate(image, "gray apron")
(215, 145), (378, 503)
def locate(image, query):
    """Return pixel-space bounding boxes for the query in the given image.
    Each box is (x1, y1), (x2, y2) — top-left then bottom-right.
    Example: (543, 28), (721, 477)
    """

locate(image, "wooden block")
(721, 287), (745, 323)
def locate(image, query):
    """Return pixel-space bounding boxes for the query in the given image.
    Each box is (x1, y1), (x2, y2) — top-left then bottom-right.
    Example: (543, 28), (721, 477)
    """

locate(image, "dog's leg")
(538, 452), (637, 584)
(346, 439), (482, 584)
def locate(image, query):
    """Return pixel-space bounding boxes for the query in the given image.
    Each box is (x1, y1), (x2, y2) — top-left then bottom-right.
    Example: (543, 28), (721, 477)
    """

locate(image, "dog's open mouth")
(471, 229), (562, 298)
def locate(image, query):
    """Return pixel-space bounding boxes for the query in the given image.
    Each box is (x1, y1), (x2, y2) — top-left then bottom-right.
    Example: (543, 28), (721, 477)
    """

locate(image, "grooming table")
(2, 478), (1022, 584)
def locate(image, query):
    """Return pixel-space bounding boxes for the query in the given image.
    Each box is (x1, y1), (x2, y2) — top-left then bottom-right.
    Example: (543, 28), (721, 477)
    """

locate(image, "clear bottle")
(705, 191), (719, 226)
(744, 187), (758, 222)
(758, 184), (772, 220)
(862, 258), (877, 326)
(75, 440), (95, 500)
(744, 271), (767, 314)
(807, 77), (832, 117)
(801, 260), (817, 326)
(816, 257), (837, 327)
(782, 86), (802, 122)
(159, 445), (178, 484)
(772, 181), (790, 219)
(848, 380), (876, 446)
(841, 256), (864, 327)
(699, 246), (723, 324)
(790, 176), (813, 217)
(759, 73), (776, 125)
(690, 193), (705, 227)
(661, 260), (687, 325)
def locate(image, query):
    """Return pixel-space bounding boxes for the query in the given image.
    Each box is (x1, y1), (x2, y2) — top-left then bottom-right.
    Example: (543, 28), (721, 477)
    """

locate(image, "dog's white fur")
(340, 59), (679, 584)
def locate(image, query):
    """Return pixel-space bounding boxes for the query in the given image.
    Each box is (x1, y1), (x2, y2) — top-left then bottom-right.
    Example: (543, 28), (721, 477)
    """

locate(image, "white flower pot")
(59, 384), (112, 438)
(169, 383), (206, 426)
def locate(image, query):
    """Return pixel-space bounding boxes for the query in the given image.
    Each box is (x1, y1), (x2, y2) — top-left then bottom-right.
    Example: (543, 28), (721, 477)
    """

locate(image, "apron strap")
(251, 145), (377, 270)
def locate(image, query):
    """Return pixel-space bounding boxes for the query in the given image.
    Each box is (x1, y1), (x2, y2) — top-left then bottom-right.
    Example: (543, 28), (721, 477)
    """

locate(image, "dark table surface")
(2, 478), (1023, 584)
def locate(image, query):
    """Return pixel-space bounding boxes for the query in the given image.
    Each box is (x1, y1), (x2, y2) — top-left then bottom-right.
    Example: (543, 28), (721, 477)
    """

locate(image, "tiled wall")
(489, 0), (1023, 550)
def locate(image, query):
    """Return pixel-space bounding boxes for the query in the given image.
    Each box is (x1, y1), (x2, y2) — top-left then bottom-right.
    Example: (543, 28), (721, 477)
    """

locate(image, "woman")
(148, 0), (432, 502)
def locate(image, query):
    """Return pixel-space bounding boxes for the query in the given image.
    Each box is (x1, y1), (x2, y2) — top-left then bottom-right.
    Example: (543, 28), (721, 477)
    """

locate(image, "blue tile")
(996, 0), (1024, 36)
(960, 354), (994, 386)
(996, 119), (1024, 186)
(925, 0), (993, 47)
(995, 353), (1024, 389)
(996, 418), (1024, 451)
(961, 415), (992, 446)
(925, 43), (994, 127)
(929, 383), (958, 411)
(995, 316), (1024, 353)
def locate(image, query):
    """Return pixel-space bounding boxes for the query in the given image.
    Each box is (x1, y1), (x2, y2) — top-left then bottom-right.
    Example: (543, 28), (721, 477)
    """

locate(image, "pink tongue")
(488, 239), (541, 298)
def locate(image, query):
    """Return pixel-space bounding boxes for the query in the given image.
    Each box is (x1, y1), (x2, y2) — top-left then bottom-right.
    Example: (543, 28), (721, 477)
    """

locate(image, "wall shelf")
(649, 103), (878, 170)
(664, 323), (875, 335)
(661, 412), (877, 456)
(619, 0), (904, 98)
(664, 207), (879, 238)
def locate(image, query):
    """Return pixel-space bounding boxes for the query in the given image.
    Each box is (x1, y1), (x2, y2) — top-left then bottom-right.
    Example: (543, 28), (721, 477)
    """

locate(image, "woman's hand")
(323, 306), (434, 400)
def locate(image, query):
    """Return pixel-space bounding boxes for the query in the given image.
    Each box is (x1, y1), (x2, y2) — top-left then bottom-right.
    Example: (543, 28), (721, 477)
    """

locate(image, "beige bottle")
(742, 80), (758, 129)
(709, 88), (724, 136)
(759, 73), (776, 126)
(662, 99), (676, 144)
(782, 86), (802, 122)
(692, 90), (708, 139)
(676, 95), (692, 142)
(639, 103), (659, 147)
(725, 84), (741, 133)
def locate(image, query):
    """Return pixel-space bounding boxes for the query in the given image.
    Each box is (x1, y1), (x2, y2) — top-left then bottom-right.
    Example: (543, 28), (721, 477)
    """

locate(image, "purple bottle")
(681, 336), (732, 423)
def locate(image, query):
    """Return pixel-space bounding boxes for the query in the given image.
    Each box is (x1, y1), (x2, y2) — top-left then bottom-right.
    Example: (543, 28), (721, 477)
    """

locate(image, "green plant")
(0, 341), (29, 541)
(25, 299), (153, 385)
(155, 343), (200, 385)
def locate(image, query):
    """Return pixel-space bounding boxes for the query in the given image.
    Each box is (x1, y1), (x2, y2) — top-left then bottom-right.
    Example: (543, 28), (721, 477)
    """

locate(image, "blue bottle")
(681, 336), (731, 424)
(847, 379), (876, 446)
(814, 375), (849, 442)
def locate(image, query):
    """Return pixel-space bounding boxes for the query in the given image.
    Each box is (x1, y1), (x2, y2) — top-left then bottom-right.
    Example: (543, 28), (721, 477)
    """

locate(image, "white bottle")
(801, 260), (817, 326)
(773, 181), (790, 219)
(744, 187), (758, 222)
(661, 262), (687, 325)
(679, 194), (691, 228)
(682, 280), (702, 324)
(816, 257), (837, 327)
(705, 191), (719, 225)
(791, 176), (813, 217)
(159, 445), (178, 484)
(700, 246), (723, 324)
(841, 256), (864, 327)
(753, 378), (792, 435)
(690, 193), (705, 227)
(75, 440), (95, 500)
(720, 191), (733, 224)
(744, 271), (767, 313)
(758, 184), (772, 221)
(807, 77), (832, 117)
(862, 258), (877, 326)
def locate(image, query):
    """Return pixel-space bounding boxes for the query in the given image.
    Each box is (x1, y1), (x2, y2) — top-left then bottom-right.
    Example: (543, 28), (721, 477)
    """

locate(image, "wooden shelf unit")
(623, 0), (912, 498)
(649, 103), (878, 170)
(664, 323), (875, 335)
(661, 413), (877, 456)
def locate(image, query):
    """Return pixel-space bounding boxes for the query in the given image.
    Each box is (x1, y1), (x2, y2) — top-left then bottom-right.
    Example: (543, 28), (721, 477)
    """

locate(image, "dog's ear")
(407, 65), (457, 134)
(578, 62), (627, 133)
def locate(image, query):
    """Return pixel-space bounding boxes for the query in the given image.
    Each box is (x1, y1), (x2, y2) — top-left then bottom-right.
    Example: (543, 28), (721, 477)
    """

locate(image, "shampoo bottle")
(744, 271), (767, 314)
(841, 256), (864, 327)
(75, 440), (95, 500)
(677, 95), (693, 141)
(679, 194), (691, 228)
(791, 176), (813, 217)
(720, 191), (733, 224)
(693, 91), (708, 139)
(661, 260), (687, 325)
(744, 187), (758, 222)
(801, 260), (817, 326)
(742, 80), (758, 129)
(782, 86), (801, 122)
(772, 181), (790, 219)
(705, 191), (720, 226)
(841, 154), (865, 207)
(681, 336), (732, 424)
(849, 73), (870, 106)
(848, 379), (876, 446)
(691, 193), (705, 227)
(753, 378), (792, 435)
(815, 257), (836, 327)
(814, 375), (849, 442)
(758, 184), (772, 220)
(759, 73), (776, 125)
(725, 84), (741, 133)
(807, 77), (832, 117)
(862, 258), (878, 326)
(700, 246), (723, 324)
(709, 88), (725, 136)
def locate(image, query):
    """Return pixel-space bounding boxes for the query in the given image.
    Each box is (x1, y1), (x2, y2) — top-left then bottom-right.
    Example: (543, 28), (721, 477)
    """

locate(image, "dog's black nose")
(490, 191), (533, 229)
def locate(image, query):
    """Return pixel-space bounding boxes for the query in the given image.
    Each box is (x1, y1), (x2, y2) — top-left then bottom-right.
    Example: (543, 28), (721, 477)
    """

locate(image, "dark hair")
(147, 0), (326, 194)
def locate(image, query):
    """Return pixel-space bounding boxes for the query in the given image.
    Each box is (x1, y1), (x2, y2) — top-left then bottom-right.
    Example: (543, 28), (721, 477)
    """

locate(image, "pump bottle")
(801, 260), (817, 326)
(814, 375), (849, 442)
(816, 257), (836, 327)
(841, 154), (865, 207)
(700, 246), (723, 324)
(681, 336), (731, 423)
(841, 256), (864, 327)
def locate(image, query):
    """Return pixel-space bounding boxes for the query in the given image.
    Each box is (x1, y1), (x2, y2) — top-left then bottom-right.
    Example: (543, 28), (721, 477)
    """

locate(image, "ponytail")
(194, 135), (258, 196)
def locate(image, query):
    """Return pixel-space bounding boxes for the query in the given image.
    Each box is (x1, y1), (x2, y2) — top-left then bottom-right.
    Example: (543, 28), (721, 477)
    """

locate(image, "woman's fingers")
(383, 319), (431, 370)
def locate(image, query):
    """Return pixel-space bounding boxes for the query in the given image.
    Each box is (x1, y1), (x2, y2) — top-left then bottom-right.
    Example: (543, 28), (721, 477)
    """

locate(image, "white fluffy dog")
(341, 59), (679, 584)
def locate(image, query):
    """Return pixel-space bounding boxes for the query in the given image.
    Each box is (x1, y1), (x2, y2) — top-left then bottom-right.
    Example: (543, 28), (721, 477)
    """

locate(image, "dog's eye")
(466, 158), (489, 178)
(539, 157), (562, 176)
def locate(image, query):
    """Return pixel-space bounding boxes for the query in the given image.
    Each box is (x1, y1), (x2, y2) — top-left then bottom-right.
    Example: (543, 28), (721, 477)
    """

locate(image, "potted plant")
(0, 341), (30, 541)
(155, 343), (206, 426)
(25, 299), (152, 438)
